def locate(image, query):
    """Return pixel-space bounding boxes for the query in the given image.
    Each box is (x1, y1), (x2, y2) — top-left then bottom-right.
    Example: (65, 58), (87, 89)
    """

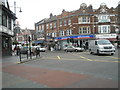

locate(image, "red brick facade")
(35, 3), (119, 48)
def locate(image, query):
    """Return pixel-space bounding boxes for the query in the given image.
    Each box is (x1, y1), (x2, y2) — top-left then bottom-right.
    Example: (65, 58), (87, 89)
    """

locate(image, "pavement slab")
(2, 64), (118, 88)
(3, 64), (87, 88)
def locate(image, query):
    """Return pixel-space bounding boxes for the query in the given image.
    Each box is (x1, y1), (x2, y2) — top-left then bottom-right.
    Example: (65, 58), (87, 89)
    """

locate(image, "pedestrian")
(83, 43), (86, 51)
(16, 46), (20, 56)
(14, 45), (17, 55)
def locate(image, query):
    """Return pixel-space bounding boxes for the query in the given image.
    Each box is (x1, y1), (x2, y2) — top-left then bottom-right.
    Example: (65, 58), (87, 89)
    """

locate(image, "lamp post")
(115, 27), (120, 48)
(14, 1), (22, 15)
(12, 1), (22, 44)
(28, 36), (32, 59)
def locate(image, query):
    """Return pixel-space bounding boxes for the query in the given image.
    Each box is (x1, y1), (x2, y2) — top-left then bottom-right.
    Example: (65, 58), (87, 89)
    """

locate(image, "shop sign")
(96, 34), (117, 39)
(55, 35), (95, 40)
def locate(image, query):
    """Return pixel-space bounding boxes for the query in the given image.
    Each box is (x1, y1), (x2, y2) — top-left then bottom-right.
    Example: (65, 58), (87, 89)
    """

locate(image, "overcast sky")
(9, 0), (120, 30)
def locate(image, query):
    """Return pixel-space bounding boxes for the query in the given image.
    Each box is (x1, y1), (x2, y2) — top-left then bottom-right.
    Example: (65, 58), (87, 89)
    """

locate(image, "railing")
(18, 47), (41, 63)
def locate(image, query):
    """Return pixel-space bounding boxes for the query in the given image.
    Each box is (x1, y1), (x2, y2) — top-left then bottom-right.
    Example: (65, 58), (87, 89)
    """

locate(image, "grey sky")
(9, 0), (119, 29)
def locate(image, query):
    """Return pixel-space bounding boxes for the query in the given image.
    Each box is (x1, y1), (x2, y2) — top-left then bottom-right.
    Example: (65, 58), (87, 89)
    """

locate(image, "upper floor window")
(60, 20), (62, 27)
(64, 20), (67, 26)
(52, 32), (57, 37)
(78, 16), (90, 24)
(36, 26), (39, 31)
(98, 15), (110, 22)
(68, 19), (71, 25)
(46, 24), (49, 29)
(66, 29), (72, 35)
(83, 27), (87, 33)
(2, 12), (7, 27)
(82, 17), (86, 22)
(0, 15), (2, 25)
(98, 25), (110, 33)
(8, 17), (11, 30)
(79, 26), (91, 34)
(59, 30), (64, 36)
(54, 22), (56, 28)
(50, 23), (53, 29)
(42, 25), (44, 30)
(39, 25), (41, 30)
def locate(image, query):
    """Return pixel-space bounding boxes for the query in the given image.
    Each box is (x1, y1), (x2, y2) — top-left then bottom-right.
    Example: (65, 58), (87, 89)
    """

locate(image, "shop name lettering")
(56, 35), (94, 40)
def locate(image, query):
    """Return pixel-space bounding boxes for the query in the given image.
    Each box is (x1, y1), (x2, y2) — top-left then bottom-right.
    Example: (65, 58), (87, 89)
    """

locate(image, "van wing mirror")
(95, 41), (98, 45)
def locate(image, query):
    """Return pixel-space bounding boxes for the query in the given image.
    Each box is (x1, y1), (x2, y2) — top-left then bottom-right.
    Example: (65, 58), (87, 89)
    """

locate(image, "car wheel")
(75, 49), (78, 52)
(65, 50), (67, 52)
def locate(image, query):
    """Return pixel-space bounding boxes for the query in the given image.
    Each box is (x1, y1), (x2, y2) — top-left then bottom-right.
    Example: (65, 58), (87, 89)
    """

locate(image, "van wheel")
(97, 50), (99, 55)
(90, 52), (93, 54)
(111, 53), (114, 55)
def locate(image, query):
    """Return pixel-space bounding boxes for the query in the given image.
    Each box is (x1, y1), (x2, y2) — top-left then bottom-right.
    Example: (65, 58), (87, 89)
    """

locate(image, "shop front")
(55, 35), (95, 49)
(1, 32), (13, 56)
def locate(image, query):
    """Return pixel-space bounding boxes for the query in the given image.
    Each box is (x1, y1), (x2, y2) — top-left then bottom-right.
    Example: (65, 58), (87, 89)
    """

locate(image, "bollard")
(19, 51), (22, 62)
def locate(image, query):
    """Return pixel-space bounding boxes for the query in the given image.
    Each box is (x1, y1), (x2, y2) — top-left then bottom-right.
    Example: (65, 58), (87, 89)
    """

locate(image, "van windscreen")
(97, 40), (111, 45)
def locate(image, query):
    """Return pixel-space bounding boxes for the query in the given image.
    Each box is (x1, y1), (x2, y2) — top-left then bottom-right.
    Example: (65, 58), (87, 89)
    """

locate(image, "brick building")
(35, 3), (119, 50)
(0, 0), (17, 56)
(16, 28), (36, 44)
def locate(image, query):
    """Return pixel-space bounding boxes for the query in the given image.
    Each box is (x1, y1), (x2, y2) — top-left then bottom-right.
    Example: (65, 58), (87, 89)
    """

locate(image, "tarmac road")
(2, 49), (120, 88)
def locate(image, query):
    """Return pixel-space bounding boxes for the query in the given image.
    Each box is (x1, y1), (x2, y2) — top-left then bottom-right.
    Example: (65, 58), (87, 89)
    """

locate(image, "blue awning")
(34, 40), (44, 44)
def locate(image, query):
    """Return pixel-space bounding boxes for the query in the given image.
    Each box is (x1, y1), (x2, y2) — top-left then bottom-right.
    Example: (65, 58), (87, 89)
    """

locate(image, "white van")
(89, 39), (115, 55)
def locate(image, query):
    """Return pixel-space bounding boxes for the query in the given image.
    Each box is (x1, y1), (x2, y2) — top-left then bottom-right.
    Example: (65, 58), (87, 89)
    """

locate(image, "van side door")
(94, 41), (98, 53)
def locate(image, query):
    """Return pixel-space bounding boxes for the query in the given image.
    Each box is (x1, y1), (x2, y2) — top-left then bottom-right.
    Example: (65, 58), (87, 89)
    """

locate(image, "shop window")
(3, 38), (9, 48)
(8, 16), (11, 30)
(2, 12), (7, 27)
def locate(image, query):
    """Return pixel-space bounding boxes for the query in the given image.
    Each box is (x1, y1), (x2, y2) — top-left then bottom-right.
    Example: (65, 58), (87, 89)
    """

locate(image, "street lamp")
(28, 36), (32, 59)
(115, 27), (120, 48)
(12, 1), (22, 44)
(14, 1), (22, 15)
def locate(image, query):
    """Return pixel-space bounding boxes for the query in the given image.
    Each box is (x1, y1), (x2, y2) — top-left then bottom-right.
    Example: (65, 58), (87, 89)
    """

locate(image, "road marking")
(57, 56), (61, 60)
(16, 62), (21, 64)
(105, 56), (119, 59)
(80, 56), (93, 61)
(86, 59), (93, 61)
(80, 56), (86, 59)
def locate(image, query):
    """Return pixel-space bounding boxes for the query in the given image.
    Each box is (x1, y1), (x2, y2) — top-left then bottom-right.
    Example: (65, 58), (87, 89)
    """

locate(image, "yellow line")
(106, 56), (120, 59)
(86, 59), (93, 61)
(80, 56), (86, 59)
(16, 62), (21, 64)
(111, 57), (120, 59)
(80, 56), (93, 61)
(57, 56), (61, 60)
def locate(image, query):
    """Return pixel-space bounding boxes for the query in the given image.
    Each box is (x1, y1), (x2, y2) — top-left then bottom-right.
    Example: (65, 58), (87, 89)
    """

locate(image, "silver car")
(63, 46), (84, 52)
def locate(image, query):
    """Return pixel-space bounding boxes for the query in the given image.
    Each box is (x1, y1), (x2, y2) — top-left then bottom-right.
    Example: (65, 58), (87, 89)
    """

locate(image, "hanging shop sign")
(95, 34), (117, 39)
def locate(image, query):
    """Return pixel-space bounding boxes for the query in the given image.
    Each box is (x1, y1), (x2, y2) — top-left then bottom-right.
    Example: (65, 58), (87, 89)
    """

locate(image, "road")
(2, 49), (119, 88)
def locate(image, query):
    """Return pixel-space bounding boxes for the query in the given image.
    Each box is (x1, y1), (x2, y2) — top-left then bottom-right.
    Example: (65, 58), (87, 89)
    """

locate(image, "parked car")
(33, 46), (46, 52)
(63, 46), (84, 52)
